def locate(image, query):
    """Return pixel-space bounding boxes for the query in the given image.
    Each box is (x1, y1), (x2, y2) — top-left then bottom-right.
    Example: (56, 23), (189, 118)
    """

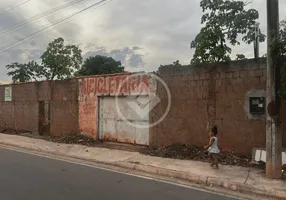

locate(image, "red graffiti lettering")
(109, 77), (117, 94)
(88, 78), (96, 94)
(97, 77), (105, 94)
(129, 76), (140, 93)
(120, 76), (129, 94)
(83, 79), (88, 95)
(104, 77), (110, 94)
(141, 74), (150, 87)
(80, 74), (152, 97)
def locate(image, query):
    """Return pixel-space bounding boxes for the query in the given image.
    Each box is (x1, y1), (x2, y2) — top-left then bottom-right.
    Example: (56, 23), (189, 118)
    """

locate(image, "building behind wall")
(150, 58), (286, 154)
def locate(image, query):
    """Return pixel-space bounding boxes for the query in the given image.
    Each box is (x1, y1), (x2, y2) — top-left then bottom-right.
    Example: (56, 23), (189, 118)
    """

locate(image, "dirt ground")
(46, 134), (100, 146)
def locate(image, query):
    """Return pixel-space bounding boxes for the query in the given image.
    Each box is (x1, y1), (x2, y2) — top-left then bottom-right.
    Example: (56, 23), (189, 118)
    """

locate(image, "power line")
(0, 0), (113, 55)
(0, 0), (89, 37)
(0, 0), (32, 17)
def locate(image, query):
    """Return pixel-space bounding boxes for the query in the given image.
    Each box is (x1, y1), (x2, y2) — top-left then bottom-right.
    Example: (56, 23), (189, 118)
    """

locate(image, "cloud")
(0, 0), (285, 81)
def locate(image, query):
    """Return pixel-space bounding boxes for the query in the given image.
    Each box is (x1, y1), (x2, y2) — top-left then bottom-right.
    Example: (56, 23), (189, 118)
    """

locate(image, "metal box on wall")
(249, 97), (266, 115)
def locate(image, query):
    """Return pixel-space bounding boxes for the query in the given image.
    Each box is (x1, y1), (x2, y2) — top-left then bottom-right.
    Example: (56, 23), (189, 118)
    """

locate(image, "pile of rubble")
(0, 127), (99, 147)
(0, 128), (30, 135)
(47, 134), (99, 146)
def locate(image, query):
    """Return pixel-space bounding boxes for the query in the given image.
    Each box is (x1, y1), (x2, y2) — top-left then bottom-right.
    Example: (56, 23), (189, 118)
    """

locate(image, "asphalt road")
(0, 147), (239, 200)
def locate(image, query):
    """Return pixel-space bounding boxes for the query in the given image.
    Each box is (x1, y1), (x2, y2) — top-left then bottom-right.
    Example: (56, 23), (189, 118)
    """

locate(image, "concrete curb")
(131, 163), (286, 199)
(0, 140), (285, 199)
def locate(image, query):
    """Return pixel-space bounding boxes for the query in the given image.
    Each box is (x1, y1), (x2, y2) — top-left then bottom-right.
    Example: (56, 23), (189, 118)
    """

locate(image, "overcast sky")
(0, 0), (285, 81)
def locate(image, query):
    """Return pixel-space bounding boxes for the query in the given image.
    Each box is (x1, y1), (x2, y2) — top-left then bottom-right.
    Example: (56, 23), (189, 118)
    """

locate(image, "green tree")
(75, 55), (125, 76)
(272, 18), (286, 99)
(172, 60), (181, 66)
(236, 54), (246, 60)
(40, 37), (82, 80)
(6, 61), (40, 83)
(191, 0), (266, 64)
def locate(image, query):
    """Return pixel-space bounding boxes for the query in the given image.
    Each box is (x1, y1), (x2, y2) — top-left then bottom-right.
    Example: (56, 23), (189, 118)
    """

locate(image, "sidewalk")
(0, 133), (285, 199)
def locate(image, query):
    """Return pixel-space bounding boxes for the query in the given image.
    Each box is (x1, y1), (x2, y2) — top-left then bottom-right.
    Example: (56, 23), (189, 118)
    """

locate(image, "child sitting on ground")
(204, 126), (220, 170)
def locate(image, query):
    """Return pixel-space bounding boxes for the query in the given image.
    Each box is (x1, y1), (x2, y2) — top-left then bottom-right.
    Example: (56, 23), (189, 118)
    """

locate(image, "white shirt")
(208, 136), (220, 154)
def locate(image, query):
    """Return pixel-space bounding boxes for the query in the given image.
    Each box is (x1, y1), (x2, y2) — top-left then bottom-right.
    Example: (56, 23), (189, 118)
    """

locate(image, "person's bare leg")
(214, 155), (219, 169)
(210, 154), (215, 167)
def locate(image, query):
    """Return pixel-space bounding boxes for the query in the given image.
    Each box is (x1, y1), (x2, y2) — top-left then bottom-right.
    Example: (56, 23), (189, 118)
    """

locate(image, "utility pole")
(266, 0), (282, 179)
(254, 22), (260, 59)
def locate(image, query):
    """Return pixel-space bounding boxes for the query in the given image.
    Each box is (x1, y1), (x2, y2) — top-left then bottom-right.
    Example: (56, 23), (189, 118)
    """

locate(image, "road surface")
(0, 147), (239, 200)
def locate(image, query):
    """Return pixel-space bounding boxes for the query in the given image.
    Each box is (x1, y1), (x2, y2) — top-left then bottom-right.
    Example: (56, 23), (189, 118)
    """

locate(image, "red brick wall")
(0, 86), (14, 128)
(78, 73), (155, 138)
(0, 83), (39, 132)
(150, 58), (286, 154)
(0, 80), (79, 136)
(36, 81), (51, 101)
(0, 103), (14, 129)
(50, 80), (78, 136)
(13, 83), (38, 132)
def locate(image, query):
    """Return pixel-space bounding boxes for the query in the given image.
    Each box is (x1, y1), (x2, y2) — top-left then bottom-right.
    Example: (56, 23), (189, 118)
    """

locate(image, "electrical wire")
(0, 0), (89, 37)
(0, 0), (113, 54)
(0, 0), (32, 17)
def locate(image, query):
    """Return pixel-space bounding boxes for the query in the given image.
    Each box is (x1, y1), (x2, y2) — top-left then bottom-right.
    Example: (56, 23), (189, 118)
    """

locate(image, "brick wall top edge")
(0, 81), (35, 88)
(158, 58), (267, 74)
(76, 71), (156, 80)
(0, 79), (77, 87)
(75, 72), (134, 79)
(0, 71), (153, 87)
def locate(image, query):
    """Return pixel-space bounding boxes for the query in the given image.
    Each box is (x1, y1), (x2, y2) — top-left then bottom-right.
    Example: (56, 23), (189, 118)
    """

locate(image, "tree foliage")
(40, 37), (82, 80)
(75, 55), (125, 76)
(236, 54), (246, 60)
(172, 60), (181, 66)
(6, 37), (127, 82)
(272, 18), (286, 99)
(191, 0), (265, 64)
(6, 61), (40, 83)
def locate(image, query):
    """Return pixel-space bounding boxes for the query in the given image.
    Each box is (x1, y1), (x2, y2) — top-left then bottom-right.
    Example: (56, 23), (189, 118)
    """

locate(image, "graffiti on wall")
(79, 73), (155, 99)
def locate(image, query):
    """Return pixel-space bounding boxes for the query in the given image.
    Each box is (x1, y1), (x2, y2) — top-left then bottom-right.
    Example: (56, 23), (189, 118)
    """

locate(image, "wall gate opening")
(98, 96), (149, 145)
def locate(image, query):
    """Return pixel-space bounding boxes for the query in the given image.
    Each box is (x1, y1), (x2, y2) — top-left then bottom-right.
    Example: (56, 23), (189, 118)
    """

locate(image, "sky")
(0, 0), (285, 81)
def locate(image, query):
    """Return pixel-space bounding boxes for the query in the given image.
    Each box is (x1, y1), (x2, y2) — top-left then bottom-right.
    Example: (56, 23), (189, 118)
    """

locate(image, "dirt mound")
(0, 128), (31, 135)
(47, 134), (99, 146)
(144, 144), (265, 169)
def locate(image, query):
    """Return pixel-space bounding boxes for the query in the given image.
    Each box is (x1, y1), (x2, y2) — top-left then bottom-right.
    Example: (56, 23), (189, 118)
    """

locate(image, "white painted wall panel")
(99, 96), (149, 145)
